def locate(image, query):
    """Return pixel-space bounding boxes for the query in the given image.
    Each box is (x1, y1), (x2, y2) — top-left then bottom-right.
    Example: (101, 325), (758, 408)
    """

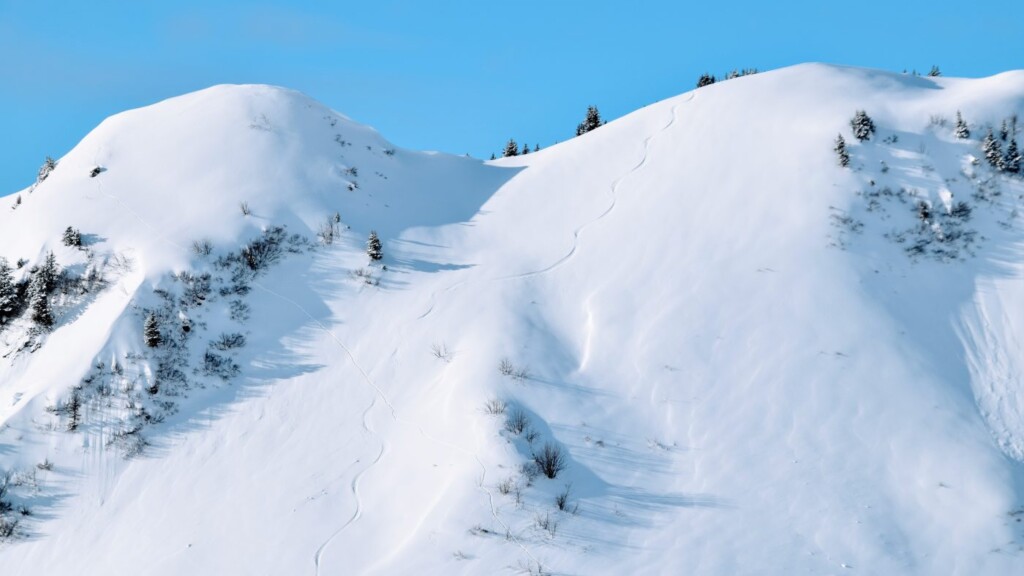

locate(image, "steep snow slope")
(3, 64), (1024, 575)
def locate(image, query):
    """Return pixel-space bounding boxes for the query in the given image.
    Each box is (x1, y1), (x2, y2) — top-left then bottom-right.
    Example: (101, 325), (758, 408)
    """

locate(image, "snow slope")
(3, 64), (1024, 575)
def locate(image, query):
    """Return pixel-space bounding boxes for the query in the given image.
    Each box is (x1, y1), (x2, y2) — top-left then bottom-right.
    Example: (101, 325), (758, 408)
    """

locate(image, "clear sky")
(1, 0), (1020, 193)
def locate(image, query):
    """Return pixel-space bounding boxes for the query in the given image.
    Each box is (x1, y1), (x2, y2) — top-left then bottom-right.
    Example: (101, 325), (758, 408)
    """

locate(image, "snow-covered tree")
(38, 251), (59, 294)
(954, 111), (970, 139)
(366, 230), (383, 261)
(62, 226), (82, 247)
(696, 73), (716, 88)
(37, 156), (57, 183)
(0, 259), (16, 324)
(576, 106), (602, 136)
(1004, 138), (1021, 174)
(834, 134), (850, 167)
(502, 138), (519, 158)
(928, 65), (941, 77)
(850, 110), (876, 142)
(28, 273), (53, 328)
(144, 312), (162, 347)
(983, 129), (1004, 169)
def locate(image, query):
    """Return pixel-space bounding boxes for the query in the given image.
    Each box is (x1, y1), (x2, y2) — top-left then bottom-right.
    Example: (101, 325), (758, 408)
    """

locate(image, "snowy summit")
(2, 64), (1024, 574)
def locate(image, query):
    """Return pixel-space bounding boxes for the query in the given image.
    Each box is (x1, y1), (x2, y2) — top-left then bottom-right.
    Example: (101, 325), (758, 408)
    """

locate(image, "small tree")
(37, 156), (57, 183)
(144, 313), (162, 347)
(502, 138), (519, 158)
(66, 389), (81, 432)
(366, 230), (383, 261)
(38, 251), (59, 294)
(696, 73), (716, 88)
(954, 111), (970, 139)
(850, 110), (876, 141)
(28, 274), (53, 328)
(521, 142), (530, 155)
(576, 106), (602, 136)
(928, 65), (941, 77)
(1004, 138), (1021, 174)
(983, 129), (1004, 169)
(0, 259), (16, 324)
(62, 226), (82, 247)
(834, 134), (850, 167)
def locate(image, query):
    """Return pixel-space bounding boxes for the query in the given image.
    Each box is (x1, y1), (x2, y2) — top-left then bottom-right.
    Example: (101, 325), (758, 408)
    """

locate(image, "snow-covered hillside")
(2, 63), (1024, 575)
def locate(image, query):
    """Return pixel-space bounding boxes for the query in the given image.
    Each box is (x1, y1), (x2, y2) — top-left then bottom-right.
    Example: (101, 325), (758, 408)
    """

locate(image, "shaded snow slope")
(3, 64), (1024, 575)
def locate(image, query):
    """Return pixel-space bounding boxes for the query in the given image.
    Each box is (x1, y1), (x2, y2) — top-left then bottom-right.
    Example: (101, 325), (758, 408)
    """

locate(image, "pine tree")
(534, 143), (540, 152)
(834, 134), (850, 167)
(696, 73), (716, 88)
(1004, 138), (1021, 174)
(983, 129), (1004, 169)
(37, 156), (57, 183)
(521, 142), (530, 155)
(928, 65), (941, 77)
(0, 258), (16, 324)
(62, 226), (82, 247)
(28, 273), (53, 328)
(38, 251), (59, 294)
(502, 139), (519, 157)
(366, 230), (383, 261)
(954, 111), (970, 139)
(143, 312), (162, 347)
(66, 389), (81, 432)
(490, 153), (496, 160)
(576, 106), (602, 136)
(850, 110), (876, 141)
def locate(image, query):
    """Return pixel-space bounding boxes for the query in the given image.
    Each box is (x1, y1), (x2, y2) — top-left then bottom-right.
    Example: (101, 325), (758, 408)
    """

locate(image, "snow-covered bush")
(504, 407), (529, 435)
(696, 73), (716, 88)
(144, 313), (162, 348)
(36, 156), (57, 183)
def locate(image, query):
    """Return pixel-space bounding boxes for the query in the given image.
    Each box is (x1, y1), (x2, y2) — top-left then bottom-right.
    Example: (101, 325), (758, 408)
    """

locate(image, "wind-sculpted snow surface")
(3, 65), (1024, 574)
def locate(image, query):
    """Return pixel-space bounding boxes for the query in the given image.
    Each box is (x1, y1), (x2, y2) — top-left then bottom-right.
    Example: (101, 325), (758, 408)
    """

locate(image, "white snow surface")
(2, 64), (1024, 574)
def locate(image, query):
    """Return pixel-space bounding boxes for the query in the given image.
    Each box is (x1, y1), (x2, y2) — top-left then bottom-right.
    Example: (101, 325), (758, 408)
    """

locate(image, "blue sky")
(1, 0), (1020, 193)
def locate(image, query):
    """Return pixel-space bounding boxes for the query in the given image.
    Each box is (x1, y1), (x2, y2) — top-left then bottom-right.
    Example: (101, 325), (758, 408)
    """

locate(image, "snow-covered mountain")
(2, 63), (1024, 575)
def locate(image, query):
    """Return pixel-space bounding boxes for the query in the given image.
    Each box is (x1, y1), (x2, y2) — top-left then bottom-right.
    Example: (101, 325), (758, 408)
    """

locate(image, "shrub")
(192, 239), (213, 256)
(484, 398), (507, 415)
(504, 408), (529, 435)
(431, 342), (452, 362)
(239, 201), (252, 216)
(533, 442), (566, 479)
(211, 332), (246, 351)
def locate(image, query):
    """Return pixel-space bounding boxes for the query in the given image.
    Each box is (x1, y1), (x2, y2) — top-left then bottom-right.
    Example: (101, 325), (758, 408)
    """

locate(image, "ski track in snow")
(496, 96), (685, 282)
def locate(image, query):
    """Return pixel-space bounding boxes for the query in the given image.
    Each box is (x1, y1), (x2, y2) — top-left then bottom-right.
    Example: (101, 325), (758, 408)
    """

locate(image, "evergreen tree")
(576, 106), (602, 136)
(696, 73), (716, 88)
(1004, 138), (1021, 174)
(502, 138), (519, 157)
(928, 65), (941, 77)
(834, 134), (850, 167)
(37, 156), (57, 183)
(983, 129), (1004, 169)
(28, 273), (53, 328)
(534, 143), (540, 152)
(62, 226), (82, 247)
(521, 142), (530, 155)
(66, 389), (81, 432)
(144, 312), (162, 347)
(1000, 119), (1010, 141)
(0, 259), (16, 324)
(850, 110), (876, 141)
(38, 251), (59, 294)
(366, 230), (383, 261)
(954, 111), (970, 139)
